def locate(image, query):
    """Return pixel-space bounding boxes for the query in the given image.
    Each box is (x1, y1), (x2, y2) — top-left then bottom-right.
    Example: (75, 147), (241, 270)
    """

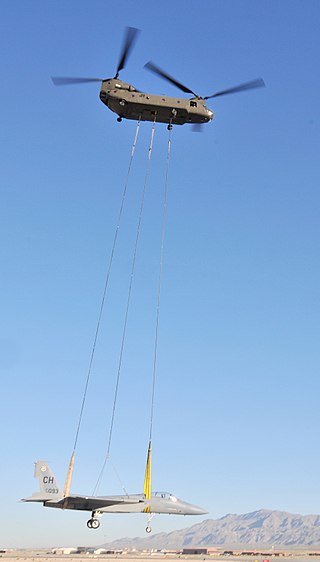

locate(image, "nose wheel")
(145, 511), (155, 533)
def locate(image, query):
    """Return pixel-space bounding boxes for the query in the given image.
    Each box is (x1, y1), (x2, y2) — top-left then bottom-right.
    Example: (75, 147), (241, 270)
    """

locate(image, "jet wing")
(44, 494), (144, 512)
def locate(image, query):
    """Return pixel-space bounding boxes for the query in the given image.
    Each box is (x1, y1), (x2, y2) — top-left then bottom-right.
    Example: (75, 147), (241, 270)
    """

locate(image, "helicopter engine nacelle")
(100, 79), (137, 106)
(101, 78), (136, 92)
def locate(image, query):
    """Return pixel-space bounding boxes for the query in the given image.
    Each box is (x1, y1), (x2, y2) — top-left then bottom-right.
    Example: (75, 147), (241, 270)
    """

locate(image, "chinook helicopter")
(52, 27), (265, 130)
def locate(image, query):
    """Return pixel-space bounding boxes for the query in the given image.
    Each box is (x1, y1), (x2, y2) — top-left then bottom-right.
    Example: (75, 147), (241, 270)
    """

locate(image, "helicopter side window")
(190, 101), (197, 108)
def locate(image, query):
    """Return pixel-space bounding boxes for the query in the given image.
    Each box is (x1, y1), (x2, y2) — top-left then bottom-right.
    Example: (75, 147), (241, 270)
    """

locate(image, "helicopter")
(52, 27), (265, 130)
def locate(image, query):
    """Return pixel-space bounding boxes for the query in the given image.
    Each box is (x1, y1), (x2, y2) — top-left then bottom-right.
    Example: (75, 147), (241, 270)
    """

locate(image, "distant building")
(94, 549), (123, 555)
(52, 547), (78, 555)
(182, 548), (209, 555)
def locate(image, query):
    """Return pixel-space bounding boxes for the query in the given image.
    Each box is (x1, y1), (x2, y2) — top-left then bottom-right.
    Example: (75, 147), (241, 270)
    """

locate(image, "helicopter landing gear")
(87, 510), (102, 529)
(168, 109), (176, 129)
(117, 116), (123, 122)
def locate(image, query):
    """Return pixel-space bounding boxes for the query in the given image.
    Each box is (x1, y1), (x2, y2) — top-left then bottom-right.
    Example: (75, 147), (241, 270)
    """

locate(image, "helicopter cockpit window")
(190, 101), (197, 108)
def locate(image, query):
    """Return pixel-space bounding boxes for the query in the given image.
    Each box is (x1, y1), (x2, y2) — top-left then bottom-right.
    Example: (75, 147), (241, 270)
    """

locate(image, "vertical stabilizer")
(63, 451), (75, 498)
(144, 440), (152, 502)
(22, 461), (63, 501)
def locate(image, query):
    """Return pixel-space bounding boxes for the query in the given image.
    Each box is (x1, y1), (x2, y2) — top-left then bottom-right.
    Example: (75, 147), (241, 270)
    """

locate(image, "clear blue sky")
(1, 0), (320, 549)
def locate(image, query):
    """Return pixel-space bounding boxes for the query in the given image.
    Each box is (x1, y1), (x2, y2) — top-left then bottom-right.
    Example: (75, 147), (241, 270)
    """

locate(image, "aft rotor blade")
(51, 77), (102, 86)
(116, 26), (140, 77)
(144, 61), (198, 97)
(204, 78), (265, 99)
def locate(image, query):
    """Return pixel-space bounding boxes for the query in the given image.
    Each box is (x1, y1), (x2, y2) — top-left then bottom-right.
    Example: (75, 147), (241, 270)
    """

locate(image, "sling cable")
(93, 117), (157, 497)
(62, 120), (141, 501)
(63, 120), (172, 536)
(144, 126), (172, 533)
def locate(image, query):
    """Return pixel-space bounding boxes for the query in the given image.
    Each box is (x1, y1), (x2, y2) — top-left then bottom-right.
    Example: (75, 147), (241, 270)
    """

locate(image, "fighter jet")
(22, 460), (207, 531)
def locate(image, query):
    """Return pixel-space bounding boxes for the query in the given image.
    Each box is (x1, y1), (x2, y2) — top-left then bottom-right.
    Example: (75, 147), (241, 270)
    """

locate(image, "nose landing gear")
(145, 511), (155, 533)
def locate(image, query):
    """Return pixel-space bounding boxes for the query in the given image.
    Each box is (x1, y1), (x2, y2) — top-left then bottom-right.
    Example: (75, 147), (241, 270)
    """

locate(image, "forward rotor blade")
(116, 26), (140, 77)
(144, 61), (198, 97)
(51, 77), (102, 86)
(204, 78), (265, 100)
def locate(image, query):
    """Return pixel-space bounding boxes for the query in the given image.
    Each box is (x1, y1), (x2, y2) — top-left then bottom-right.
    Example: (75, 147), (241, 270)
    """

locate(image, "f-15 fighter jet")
(22, 459), (207, 532)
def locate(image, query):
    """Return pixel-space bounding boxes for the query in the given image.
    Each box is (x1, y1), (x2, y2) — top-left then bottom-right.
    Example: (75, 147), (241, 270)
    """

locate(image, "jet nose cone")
(181, 500), (208, 515)
(172, 496), (208, 516)
(190, 505), (208, 515)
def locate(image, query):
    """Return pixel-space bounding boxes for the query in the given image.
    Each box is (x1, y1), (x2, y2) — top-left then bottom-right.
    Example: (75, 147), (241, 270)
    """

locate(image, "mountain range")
(102, 509), (320, 550)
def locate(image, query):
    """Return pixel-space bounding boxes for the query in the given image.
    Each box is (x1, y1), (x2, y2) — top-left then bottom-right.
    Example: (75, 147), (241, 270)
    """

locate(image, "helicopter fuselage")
(99, 78), (214, 126)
